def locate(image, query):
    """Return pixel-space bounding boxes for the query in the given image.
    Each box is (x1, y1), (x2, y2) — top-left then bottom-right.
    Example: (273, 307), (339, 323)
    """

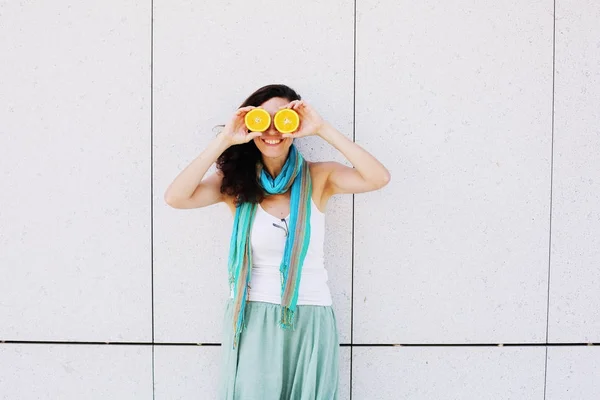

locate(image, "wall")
(0, 0), (599, 399)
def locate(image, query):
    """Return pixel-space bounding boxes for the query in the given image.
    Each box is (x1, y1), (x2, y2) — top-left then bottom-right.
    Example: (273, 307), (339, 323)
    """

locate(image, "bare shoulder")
(222, 195), (236, 215)
(308, 161), (348, 185)
(213, 169), (237, 215)
(307, 161), (341, 211)
(308, 160), (341, 176)
(221, 191), (237, 216)
(308, 161), (333, 185)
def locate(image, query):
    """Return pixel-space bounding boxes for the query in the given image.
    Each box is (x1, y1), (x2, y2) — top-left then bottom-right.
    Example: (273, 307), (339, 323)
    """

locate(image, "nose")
(265, 121), (279, 136)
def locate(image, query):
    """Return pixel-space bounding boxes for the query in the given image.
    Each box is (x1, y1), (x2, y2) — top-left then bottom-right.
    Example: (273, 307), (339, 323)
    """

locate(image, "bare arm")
(163, 136), (231, 209)
(319, 122), (391, 195)
(280, 100), (390, 196)
(164, 106), (262, 209)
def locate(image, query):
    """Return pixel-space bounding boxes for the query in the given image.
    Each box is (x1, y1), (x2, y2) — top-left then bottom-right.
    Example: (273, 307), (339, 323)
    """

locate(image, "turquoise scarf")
(227, 144), (312, 348)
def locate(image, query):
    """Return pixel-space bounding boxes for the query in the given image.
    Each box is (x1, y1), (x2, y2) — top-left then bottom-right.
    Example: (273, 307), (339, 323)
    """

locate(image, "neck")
(262, 153), (288, 178)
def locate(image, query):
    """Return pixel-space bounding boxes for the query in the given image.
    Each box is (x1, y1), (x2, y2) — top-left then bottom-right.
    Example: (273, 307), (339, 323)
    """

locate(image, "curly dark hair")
(216, 84), (301, 205)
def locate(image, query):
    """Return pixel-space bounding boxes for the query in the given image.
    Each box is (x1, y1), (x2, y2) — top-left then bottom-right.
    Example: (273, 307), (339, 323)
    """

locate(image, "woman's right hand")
(218, 106), (263, 146)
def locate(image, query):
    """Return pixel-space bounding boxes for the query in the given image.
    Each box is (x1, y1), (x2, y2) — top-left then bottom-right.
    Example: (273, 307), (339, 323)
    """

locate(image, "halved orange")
(244, 108), (271, 132)
(274, 109), (300, 133)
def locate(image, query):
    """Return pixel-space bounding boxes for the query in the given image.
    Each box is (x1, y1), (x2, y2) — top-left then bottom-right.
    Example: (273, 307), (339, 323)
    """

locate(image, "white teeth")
(264, 139), (281, 145)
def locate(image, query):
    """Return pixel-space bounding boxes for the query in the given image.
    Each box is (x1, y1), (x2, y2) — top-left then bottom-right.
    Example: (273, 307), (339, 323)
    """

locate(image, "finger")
(285, 100), (299, 109)
(285, 127), (304, 137)
(237, 106), (256, 115)
(281, 133), (293, 139)
(248, 132), (263, 141)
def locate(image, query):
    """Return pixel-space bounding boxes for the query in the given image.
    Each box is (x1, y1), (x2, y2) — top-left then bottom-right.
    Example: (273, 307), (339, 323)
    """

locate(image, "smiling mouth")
(262, 138), (283, 145)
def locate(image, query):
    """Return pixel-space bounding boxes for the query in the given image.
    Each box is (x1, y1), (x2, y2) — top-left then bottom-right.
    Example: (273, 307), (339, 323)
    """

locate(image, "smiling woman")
(164, 84), (390, 400)
(217, 85), (302, 206)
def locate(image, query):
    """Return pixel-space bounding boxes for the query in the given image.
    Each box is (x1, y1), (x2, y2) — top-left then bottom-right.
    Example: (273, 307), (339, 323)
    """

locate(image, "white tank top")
(229, 198), (333, 306)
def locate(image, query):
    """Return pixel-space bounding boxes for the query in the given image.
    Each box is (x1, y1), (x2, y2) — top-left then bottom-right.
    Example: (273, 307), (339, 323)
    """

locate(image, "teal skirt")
(218, 299), (340, 400)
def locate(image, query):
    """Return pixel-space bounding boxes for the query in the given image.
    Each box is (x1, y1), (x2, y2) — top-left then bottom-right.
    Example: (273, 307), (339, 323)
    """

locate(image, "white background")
(1, 0), (599, 399)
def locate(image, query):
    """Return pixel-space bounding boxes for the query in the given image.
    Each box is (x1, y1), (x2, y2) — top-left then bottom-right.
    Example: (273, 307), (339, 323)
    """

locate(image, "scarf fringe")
(279, 306), (296, 330)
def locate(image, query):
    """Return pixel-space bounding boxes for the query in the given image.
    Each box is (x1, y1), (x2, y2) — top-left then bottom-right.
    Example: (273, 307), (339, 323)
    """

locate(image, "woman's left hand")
(279, 100), (325, 138)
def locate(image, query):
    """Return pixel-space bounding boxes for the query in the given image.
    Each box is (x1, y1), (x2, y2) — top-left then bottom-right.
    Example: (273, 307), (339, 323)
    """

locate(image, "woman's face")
(252, 97), (294, 159)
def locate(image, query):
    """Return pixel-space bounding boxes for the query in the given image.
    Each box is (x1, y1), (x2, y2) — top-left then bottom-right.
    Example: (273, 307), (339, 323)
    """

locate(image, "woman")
(164, 84), (390, 399)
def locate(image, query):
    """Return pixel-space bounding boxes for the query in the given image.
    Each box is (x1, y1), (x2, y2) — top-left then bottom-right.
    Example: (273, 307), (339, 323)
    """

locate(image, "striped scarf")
(227, 144), (312, 349)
